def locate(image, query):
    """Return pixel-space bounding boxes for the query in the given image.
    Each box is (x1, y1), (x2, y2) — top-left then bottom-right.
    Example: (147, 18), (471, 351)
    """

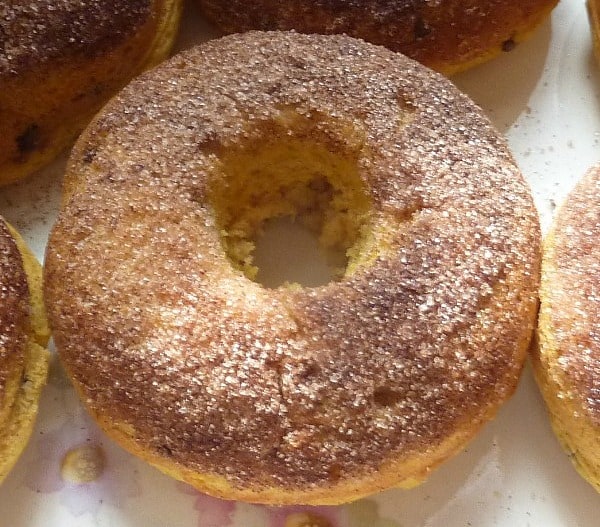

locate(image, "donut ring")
(534, 166), (600, 492)
(0, 0), (182, 186)
(0, 219), (49, 482)
(197, 0), (558, 74)
(45, 32), (541, 504)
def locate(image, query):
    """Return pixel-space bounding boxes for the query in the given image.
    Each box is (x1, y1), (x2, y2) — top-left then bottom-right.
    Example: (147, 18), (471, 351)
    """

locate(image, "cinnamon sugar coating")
(0, 221), (49, 484)
(0, 0), (153, 77)
(0, 220), (28, 412)
(0, 0), (182, 186)
(197, 0), (558, 73)
(45, 32), (540, 502)
(542, 168), (600, 422)
(534, 166), (600, 493)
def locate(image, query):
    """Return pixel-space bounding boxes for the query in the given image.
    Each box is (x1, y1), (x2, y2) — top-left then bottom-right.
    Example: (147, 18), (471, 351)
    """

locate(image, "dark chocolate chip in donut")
(502, 38), (517, 52)
(414, 17), (432, 40)
(16, 124), (41, 155)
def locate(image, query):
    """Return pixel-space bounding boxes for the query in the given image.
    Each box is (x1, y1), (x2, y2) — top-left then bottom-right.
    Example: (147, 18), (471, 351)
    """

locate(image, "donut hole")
(209, 135), (371, 287)
(252, 216), (343, 288)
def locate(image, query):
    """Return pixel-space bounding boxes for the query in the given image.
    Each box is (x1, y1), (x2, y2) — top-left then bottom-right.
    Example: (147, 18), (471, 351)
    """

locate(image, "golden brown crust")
(542, 170), (600, 421)
(46, 32), (540, 503)
(0, 220), (29, 414)
(197, 0), (558, 74)
(0, 1), (153, 76)
(0, 218), (50, 483)
(588, 0), (600, 66)
(533, 166), (600, 491)
(0, 0), (183, 186)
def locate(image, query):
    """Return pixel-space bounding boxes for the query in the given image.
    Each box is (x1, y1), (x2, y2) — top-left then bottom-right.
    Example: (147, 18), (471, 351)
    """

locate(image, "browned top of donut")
(545, 167), (600, 423)
(46, 32), (540, 490)
(0, 219), (29, 410)
(198, 0), (558, 71)
(0, 0), (153, 76)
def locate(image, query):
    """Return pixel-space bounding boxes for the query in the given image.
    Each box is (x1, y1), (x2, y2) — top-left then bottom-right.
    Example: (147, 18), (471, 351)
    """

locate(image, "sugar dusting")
(197, 0), (558, 73)
(45, 32), (540, 495)
(0, 0), (152, 76)
(0, 219), (29, 420)
(540, 166), (600, 420)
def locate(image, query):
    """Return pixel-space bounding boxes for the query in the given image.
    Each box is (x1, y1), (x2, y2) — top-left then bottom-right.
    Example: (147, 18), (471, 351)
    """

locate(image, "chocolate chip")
(16, 124), (41, 154)
(83, 149), (97, 163)
(502, 38), (516, 52)
(414, 17), (431, 40)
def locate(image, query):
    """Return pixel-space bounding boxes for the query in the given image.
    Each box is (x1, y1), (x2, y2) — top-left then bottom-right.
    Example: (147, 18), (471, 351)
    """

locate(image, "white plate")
(1, 0), (599, 525)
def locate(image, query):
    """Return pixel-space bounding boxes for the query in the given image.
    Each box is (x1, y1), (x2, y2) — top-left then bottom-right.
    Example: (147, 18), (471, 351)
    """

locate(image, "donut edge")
(62, 304), (535, 505)
(532, 170), (600, 494)
(197, 0), (558, 75)
(0, 223), (50, 484)
(0, 0), (184, 187)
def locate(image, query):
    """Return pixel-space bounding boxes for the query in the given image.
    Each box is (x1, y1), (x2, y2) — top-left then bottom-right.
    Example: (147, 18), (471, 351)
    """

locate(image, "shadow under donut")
(453, 19), (552, 133)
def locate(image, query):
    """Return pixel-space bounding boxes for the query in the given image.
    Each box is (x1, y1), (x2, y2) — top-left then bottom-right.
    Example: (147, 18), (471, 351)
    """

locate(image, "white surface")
(1, 0), (600, 525)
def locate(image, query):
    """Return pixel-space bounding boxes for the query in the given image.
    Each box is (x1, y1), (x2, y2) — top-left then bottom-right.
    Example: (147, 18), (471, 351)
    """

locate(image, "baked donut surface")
(197, 0), (558, 74)
(0, 0), (183, 186)
(0, 219), (49, 482)
(588, 0), (600, 64)
(533, 166), (600, 492)
(45, 32), (541, 504)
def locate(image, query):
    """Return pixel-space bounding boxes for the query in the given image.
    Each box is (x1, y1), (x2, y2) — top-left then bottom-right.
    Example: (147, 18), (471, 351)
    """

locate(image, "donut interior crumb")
(208, 121), (372, 286)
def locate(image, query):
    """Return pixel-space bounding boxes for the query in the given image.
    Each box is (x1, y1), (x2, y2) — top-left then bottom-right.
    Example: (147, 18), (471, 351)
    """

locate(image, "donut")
(45, 32), (541, 504)
(588, 0), (600, 64)
(196, 0), (558, 74)
(0, 218), (50, 482)
(0, 0), (183, 186)
(533, 166), (600, 493)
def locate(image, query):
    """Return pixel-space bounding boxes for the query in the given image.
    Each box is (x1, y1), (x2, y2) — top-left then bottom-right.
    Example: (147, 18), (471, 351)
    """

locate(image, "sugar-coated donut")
(197, 0), (558, 74)
(45, 32), (541, 504)
(0, 219), (50, 482)
(0, 0), (183, 186)
(533, 166), (600, 493)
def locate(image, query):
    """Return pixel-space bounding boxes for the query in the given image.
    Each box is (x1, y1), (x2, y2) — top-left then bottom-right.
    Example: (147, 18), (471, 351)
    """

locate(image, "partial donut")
(0, 219), (50, 482)
(45, 32), (541, 504)
(588, 0), (600, 64)
(0, 0), (183, 186)
(533, 166), (600, 493)
(197, 0), (558, 74)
